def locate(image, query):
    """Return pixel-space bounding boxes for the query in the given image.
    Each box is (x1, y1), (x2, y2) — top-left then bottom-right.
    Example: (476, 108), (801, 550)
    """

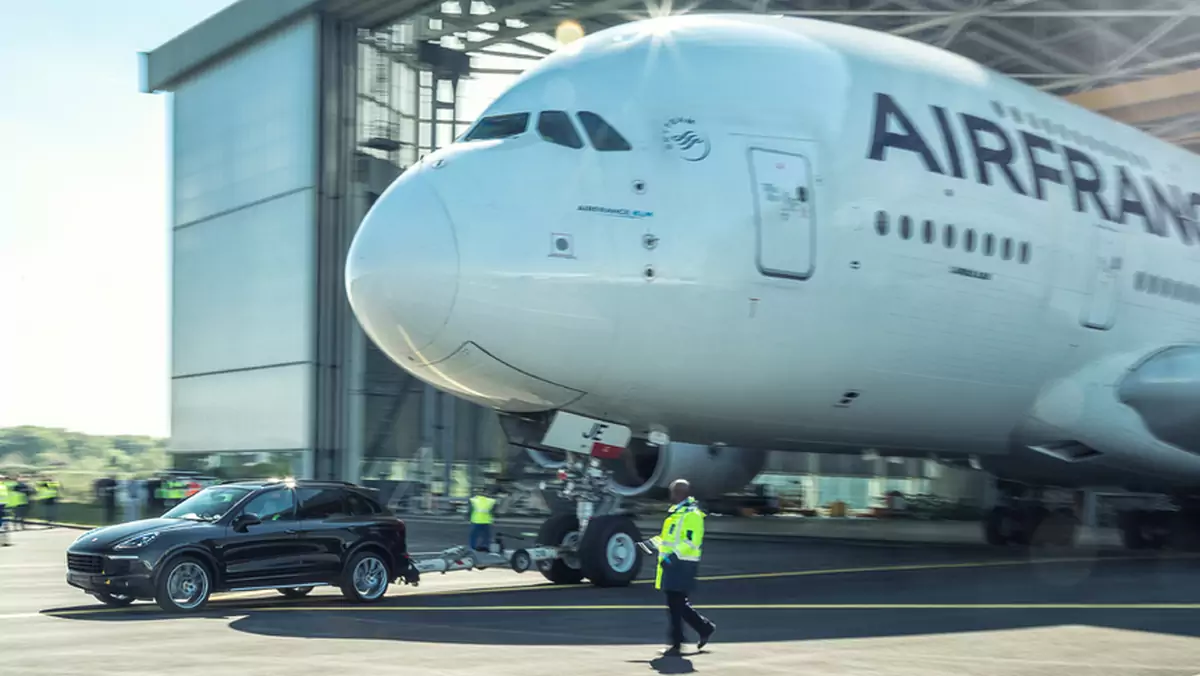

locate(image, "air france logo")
(662, 117), (711, 162)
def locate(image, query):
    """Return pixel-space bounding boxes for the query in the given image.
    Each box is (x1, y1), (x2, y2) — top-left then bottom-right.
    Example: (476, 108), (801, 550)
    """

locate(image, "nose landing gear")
(532, 455), (646, 587)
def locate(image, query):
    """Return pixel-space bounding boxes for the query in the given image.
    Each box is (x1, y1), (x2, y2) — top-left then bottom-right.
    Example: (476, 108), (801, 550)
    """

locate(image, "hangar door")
(748, 145), (816, 280)
(1081, 225), (1124, 331)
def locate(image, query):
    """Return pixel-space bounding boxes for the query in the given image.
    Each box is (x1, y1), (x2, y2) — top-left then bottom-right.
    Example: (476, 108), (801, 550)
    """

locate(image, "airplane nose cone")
(346, 175), (459, 361)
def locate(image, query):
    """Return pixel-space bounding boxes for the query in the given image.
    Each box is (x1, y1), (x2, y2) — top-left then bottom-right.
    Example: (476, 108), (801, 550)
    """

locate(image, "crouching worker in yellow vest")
(652, 479), (716, 656)
(467, 490), (496, 552)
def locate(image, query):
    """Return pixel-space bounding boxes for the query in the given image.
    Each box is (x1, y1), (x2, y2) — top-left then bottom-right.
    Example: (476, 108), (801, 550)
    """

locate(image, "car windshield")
(162, 486), (252, 522)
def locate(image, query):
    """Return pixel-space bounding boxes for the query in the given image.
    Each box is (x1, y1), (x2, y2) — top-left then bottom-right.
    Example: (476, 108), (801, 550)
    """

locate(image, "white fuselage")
(346, 14), (1200, 492)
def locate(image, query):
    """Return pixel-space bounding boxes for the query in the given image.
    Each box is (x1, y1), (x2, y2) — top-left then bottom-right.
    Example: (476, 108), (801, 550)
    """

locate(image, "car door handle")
(285, 529), (298, 535)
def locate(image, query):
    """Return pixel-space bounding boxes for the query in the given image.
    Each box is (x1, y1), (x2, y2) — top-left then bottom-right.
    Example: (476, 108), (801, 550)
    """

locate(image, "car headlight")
(114, 532), (160, 550)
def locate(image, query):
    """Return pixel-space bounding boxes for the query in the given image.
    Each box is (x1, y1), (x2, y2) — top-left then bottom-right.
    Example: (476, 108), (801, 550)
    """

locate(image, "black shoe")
(660, 645), (683, 657)
(698, 624), (716, 649)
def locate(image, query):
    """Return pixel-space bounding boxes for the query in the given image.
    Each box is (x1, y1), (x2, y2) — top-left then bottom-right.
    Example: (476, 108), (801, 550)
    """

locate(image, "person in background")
(0, 475), (10, 546)
(121, 477), (142, 523)
(652, 479), (716, 657)
(40, 475), (61, 526)
(98, 474), (117, 524)
(467, 488), (497, 552)
(11, 476), (32, 530)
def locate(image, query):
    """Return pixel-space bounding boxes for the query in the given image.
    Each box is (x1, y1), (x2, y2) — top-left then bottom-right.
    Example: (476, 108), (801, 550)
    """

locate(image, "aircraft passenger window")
(576, 111), (632, 151)
(875, 210), (889, 236)
(964, 228), (977, 253)
(1018, 242), (1031, 264)
(1009, 107), (1023, 123)
(463, 113), (530, 141)
(922, 219), (934, 244)
(991, 101), (1005, 117)
(899, 215), (913, 240)
(943, 224), (956, 249)
(1029, 117), (1041, 131)
(1147, 275), (1161, 295)
(1134, 272), (1146, 291)
(983, 233), (995, 256)
(537, 111), (583, 149)
(1001, 237), (1013, 260)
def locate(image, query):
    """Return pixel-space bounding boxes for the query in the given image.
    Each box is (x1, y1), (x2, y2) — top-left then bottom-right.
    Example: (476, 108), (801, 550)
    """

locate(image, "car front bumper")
(66, 551), (156, 599)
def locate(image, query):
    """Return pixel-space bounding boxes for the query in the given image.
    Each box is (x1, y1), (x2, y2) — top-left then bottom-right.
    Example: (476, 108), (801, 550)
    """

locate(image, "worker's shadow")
(627, 652), (703, 674)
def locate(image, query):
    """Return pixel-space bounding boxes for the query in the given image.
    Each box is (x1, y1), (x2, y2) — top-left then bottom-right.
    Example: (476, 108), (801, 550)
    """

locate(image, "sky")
(0, 1), (244, 437)
(0, 1), (546, 438)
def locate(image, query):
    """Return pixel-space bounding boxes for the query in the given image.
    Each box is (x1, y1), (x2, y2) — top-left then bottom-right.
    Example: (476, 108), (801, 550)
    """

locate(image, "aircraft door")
(748, 145), (816, 280)
(1080, 225), (1124, 330)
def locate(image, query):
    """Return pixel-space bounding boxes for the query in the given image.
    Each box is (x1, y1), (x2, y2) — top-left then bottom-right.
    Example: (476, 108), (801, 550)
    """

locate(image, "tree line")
(0, 426), (169, 497)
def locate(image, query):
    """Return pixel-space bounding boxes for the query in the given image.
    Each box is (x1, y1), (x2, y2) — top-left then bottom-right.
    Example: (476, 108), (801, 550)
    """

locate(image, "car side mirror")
(233, 513), (262, 532)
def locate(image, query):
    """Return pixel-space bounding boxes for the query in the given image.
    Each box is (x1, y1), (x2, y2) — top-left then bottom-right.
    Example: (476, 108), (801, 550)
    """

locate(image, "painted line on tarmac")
(408, 552), (1198, 597)
(32, 553), (1197, 618)
(37, 602), (1200, 618)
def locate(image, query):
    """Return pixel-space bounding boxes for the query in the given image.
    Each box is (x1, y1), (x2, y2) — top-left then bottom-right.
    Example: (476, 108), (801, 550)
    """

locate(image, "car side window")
(296, 487), (348, 520)
(241, 488), (295, 522)
(345, 491), (380, 516)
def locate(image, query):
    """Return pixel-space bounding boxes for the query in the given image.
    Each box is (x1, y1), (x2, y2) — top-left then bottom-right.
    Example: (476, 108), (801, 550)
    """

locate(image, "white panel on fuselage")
(748, 145), (816, 279)
(1081, 225), (1124, 331)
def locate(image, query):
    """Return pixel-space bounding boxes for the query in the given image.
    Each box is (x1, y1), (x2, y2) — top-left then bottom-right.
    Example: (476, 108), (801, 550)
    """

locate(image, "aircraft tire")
(536, 513), (585, 585)
(579, 515), (643, 588)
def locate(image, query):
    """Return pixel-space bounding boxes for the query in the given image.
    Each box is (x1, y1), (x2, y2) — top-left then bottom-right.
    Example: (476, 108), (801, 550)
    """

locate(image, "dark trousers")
(469, 523), (492, 551)
(665, 591), (712, 647)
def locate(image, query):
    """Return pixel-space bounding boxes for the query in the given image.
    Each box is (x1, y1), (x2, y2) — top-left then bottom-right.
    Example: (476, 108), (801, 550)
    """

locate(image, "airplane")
(345, 12), (1200, 587)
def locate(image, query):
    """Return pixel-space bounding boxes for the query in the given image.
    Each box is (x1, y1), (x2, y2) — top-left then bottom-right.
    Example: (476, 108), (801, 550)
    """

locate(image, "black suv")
(65, 479), (410, 613)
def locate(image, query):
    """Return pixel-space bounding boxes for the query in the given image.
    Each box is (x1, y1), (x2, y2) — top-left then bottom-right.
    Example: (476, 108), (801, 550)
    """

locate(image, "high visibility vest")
(44, 481), (59, 499)
(653, 498), (705, 590)
(469, 495), (496, 524)
(0, 482), (8, 507)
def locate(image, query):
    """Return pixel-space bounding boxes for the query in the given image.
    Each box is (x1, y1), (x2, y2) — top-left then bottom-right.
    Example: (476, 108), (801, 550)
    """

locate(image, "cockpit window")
(537, 111), (583, 149)
(576, 111), (632, 151)
(463, 113), (530, 141)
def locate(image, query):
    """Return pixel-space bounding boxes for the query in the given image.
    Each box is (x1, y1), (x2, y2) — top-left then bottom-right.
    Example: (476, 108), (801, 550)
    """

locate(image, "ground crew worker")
(9, 477), (30, 530)
(40, 476), (60, 526)
(467, 489), (497, 551)
(0, 476), (10, 546)
(653, 479), (716, 656)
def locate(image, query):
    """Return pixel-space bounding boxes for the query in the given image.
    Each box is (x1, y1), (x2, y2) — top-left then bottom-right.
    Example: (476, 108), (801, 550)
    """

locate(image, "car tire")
(340, 550), (391, 603)
(277, 587), (314, 599)
(154, 555), (212, 613)
(91, 591), (135, 608)
(579, 515), (643, 587)
(536, 513), (585, 585)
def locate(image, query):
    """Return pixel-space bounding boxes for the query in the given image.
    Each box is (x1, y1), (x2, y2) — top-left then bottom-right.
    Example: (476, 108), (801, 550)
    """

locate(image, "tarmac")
(3, 519), (1200, 676)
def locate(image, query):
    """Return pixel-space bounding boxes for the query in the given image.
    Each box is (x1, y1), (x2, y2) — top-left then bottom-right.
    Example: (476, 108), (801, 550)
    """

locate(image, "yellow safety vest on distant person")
(653, 498), (705, 590)
(45, 481), (59, 499)
(0, 482), (8, 507)
(469, 495), (496, 525)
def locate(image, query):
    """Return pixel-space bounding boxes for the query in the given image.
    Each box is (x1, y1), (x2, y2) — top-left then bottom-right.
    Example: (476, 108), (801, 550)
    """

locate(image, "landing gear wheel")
(579, 515), (643, 587)
(537, 513), (585, 585)
(340, 551), (391, 603)
(92, 591), (135, 608)
(277, 587), (314, 599)
(154, 556), (212, 613)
